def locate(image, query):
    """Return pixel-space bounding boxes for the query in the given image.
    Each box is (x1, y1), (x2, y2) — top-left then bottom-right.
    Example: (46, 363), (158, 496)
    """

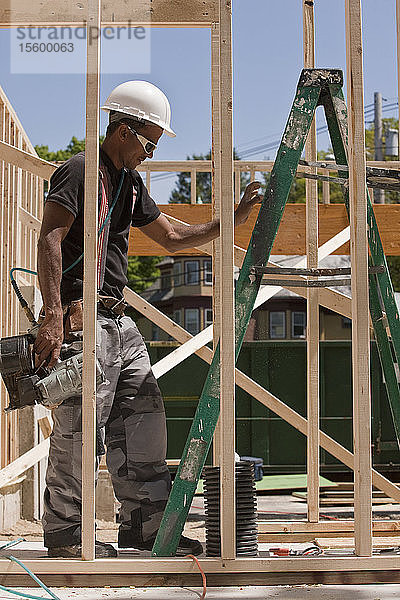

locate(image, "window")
(291, 311), (306, 339)
(161, 270), (171, 290)
(184, 260), (200, 285)
(204, 308), (213, 328)
(173, 262), (182, 288)
(342, 317), (352, 329)
(173, 310), (181, 326)
(269, 311), (286, 339)
(185, 308), (200, 335)
(204, 260), (212, 285)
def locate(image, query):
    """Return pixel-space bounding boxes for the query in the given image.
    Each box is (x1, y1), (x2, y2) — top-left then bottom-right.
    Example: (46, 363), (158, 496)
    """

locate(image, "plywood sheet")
(129, 204), (400, 256)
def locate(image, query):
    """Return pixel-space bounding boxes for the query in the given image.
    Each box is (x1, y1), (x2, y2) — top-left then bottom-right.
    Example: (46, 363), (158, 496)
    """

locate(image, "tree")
(35, 136), (102, 161)
(169, 150), (249, 204)
(35, 135), (160, 293)
(126, 256), (161, 294)
(259, 149), (343, 204)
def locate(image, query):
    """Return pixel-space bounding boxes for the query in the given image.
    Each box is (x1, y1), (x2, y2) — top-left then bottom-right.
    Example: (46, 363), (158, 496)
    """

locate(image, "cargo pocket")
(125, 411), (167, 465)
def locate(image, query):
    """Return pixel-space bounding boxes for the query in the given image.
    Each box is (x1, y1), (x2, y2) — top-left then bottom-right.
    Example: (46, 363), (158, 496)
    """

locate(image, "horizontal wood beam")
(0, 0), (217, 27)
(2, 143), (397, 181)
(259, 521), (400, 534)
(129, 204), (400, 256)
(0, 439), (50, 489)
(0, 140), (55, 180)
(137, 159), (400, 172)
(0, 555), (400, 574)
(2, 570), (400, 587)
(257, 520), (400, 542)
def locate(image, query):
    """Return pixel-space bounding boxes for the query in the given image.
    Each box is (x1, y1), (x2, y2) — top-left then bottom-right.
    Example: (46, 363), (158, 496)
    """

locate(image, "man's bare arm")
(140, 181), (262, 252)
(35, 202), (75, 368)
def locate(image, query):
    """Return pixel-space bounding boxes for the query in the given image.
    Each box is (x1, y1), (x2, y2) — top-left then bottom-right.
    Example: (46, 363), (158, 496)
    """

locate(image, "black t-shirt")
(45, 148), (160, 303)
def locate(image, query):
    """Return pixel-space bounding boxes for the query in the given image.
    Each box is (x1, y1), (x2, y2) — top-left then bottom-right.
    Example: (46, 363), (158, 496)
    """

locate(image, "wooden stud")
(2, 110), (11, 467)
(211, 20), (222, 467)
(81, 0), (101, 562)
(218, 0), (235, 560)
(190, 169), (197, 204)
(322, 178), (330, 204)
(345, 0), (373, 557)
(0, 99), (5, 470)
(397, 0), (400, 156)
(303, 0), (320, 524)
(234, 168), (241, 204)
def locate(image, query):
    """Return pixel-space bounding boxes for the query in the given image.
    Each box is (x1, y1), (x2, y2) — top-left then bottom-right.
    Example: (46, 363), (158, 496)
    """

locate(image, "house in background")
(136, 255), (353, 342)
(248, 255), (352, 342)
(139, 255), (214, 341)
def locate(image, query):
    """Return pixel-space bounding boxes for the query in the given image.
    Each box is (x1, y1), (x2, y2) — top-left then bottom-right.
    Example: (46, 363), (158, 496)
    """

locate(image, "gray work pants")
(42, 313), (171, 548)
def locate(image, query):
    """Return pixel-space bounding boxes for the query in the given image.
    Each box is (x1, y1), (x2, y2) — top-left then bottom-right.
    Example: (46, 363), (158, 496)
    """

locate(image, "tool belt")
(62, 296), (128, 340)
(97, 295), (127, 316)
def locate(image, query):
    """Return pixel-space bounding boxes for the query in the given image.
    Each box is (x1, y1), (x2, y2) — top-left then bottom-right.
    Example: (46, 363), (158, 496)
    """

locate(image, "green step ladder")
(152, 68), (400, 557)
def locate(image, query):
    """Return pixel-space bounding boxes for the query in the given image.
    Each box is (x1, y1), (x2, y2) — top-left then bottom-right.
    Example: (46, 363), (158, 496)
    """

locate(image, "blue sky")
(0, 0), (398, 202)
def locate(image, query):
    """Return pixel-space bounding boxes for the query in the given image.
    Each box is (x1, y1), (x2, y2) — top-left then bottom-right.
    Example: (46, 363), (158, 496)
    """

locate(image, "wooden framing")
(2, 143), (400, 255)
(397, 0), (400, 153)
(0, 0), (218, 27)
(211, 20), (222, 469)
(345, 0), (373, 556)
(81, 0), (101, 562)
(217, 0), (235, 560)
(0, 84), (43, 480)
(303, 0), (320, 525)
(0, 0), (399, 584)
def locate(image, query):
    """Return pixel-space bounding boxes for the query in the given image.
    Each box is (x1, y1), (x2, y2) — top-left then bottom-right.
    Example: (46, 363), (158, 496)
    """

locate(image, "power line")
(146, 98), (399, 185)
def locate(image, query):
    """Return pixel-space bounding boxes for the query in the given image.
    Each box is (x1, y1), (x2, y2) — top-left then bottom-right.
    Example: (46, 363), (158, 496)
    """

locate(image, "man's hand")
(34, 312), (64, 369)
(140, 181), (262, 252)
(234, 181), (262, 226)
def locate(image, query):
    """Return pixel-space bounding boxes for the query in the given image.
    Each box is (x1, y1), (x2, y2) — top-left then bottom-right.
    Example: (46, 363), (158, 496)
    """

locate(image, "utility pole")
(374, 91), (385, 204)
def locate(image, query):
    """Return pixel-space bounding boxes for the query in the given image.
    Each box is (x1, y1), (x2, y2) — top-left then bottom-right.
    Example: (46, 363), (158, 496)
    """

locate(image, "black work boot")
(48, 541), (117, 558)
(118, 533), (203, 556)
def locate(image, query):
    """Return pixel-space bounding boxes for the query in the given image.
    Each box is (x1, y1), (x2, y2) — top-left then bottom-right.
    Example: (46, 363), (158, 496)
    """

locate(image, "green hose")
(0, 540), (62, 600)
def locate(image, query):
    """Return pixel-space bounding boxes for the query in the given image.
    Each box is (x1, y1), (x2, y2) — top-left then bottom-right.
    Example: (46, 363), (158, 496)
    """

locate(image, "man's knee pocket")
(125, 411), (167, 463)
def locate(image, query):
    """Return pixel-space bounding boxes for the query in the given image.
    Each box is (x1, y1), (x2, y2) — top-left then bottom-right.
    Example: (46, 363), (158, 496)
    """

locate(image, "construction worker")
(35, 80), (261, 558)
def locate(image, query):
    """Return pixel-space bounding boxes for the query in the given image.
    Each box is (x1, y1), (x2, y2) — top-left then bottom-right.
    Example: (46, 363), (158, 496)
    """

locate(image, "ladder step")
(299, 158), (400, 178)
(261, 278), (352, 288)
(251, 265), (384, 277)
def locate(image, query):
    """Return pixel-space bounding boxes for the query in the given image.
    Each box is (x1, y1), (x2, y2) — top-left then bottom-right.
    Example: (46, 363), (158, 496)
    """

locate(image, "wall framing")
(0, 0), (400, 586)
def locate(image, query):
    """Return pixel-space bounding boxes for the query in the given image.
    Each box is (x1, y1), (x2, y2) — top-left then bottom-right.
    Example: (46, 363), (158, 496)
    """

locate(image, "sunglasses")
(126, 125), (157, 155)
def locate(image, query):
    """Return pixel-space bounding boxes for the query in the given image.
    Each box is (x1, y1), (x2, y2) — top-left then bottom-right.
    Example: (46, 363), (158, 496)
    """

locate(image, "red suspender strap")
(97, 166), (110, 290)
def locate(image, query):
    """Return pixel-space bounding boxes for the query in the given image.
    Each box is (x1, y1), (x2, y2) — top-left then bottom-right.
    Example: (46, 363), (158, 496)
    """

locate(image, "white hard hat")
(101, 80), (176, 137)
